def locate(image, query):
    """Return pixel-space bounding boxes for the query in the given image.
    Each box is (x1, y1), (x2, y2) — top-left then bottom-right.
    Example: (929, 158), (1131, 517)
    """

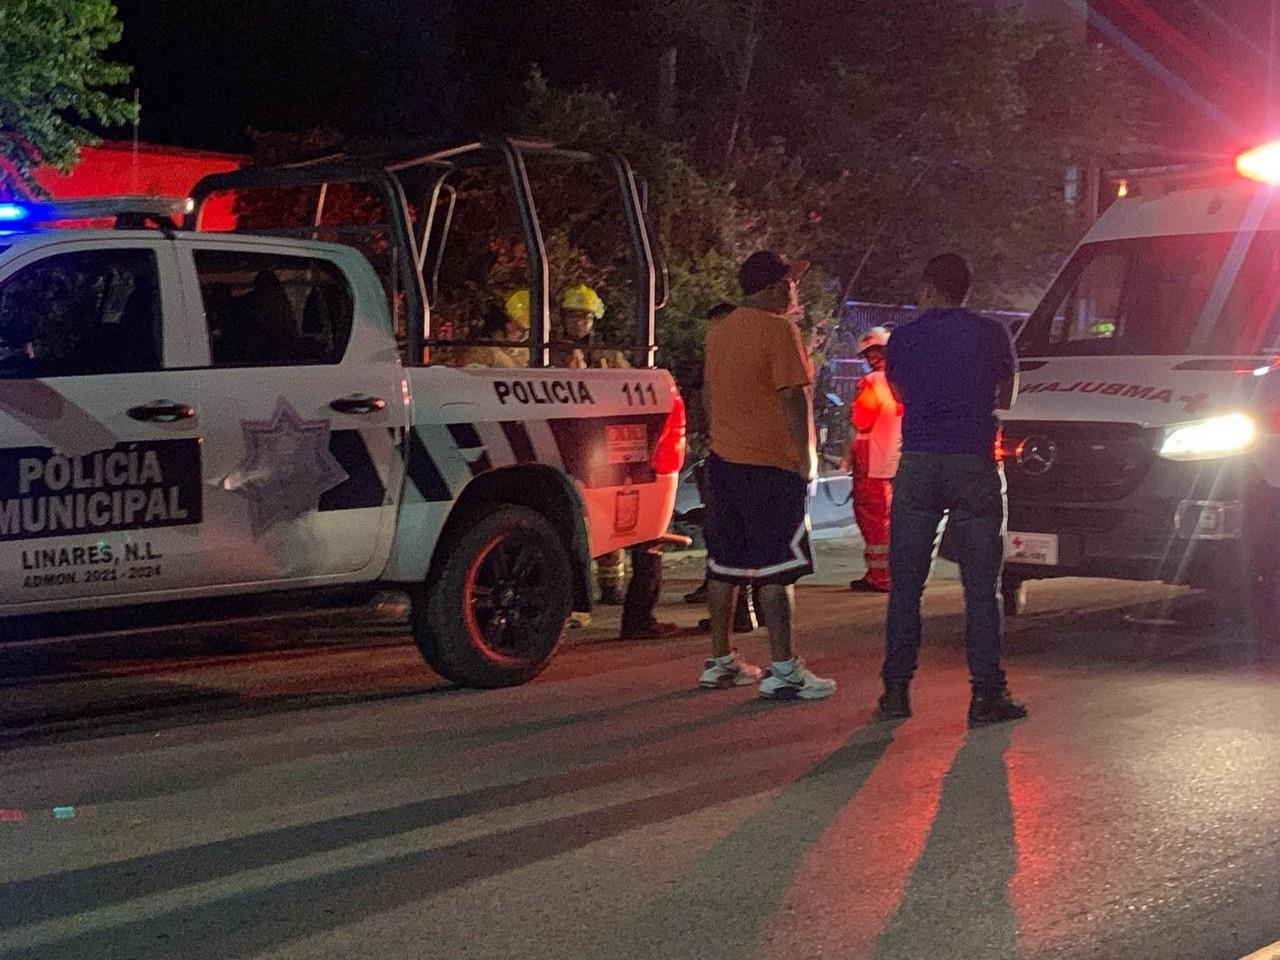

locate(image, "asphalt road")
(2, 576), (1279, 960)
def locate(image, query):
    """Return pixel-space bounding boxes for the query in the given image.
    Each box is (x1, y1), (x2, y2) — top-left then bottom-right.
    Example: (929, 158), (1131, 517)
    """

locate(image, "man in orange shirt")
(849, 326), (903, 593)
(697, 251), (836, 701)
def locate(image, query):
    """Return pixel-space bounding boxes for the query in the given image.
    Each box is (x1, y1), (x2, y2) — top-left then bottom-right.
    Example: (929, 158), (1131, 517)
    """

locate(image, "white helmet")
(857, 326), (891, 354)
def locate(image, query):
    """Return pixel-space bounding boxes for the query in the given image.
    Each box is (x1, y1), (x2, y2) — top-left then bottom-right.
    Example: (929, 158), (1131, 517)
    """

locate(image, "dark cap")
(738, 251), (810, 297)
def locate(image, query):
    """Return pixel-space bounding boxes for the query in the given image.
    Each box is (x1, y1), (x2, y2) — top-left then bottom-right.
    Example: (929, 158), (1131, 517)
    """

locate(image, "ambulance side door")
(0, 238), (210, 608)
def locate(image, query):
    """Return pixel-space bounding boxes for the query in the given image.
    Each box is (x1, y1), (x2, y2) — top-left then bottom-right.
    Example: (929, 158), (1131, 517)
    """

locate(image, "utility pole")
(130, 88), (141, 195)
(724, 0), (764, 169)
(658, 47), (677, 134)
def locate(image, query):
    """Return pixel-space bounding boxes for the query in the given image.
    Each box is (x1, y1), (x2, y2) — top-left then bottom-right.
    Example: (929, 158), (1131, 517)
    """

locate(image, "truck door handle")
(329, 394), (387, 415)
(127, 400), (196, 423)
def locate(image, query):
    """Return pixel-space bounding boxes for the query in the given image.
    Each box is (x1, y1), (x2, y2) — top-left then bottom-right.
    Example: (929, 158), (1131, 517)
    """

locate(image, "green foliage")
(804, 6), (1151, 304)
(514, 64), (881, 382)
(658, 250), (738, 377)
(0, 0), (137, 195)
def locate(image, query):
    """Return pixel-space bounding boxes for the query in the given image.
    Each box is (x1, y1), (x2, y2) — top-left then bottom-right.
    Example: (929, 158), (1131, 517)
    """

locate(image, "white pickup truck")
(0, 138), (683, 686)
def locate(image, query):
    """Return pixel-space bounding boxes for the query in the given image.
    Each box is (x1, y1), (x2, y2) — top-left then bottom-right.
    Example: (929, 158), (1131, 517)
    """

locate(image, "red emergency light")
(1236, 141), (1280, 185)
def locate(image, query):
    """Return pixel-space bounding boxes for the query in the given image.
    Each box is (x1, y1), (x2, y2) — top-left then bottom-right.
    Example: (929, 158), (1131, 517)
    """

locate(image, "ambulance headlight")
(1159, 413), (1258, 461)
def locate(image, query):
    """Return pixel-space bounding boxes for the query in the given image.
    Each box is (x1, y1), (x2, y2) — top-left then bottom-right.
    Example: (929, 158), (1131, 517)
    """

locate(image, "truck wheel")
(1001, 573), (1028, 617)
(413, 505), (572, 687)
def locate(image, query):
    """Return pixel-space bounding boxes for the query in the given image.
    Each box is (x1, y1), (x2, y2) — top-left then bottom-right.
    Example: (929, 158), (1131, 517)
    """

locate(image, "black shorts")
(704, 454), (814, 586)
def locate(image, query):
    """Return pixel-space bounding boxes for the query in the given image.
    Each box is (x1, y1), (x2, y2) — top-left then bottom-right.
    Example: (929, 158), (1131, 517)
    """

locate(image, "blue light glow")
(0, 203), (31, 223)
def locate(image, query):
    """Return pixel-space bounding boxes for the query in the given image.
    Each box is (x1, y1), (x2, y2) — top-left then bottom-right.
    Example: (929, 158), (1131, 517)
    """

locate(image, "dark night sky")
(109, 0), (1275, 156)
(109, 0), (664, 152)
(1090, 0), (1276, 154)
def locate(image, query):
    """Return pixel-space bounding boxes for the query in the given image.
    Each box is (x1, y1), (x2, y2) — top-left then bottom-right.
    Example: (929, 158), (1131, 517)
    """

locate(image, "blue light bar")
(0, 203), (31, 223)
(0, 196), (191, 232)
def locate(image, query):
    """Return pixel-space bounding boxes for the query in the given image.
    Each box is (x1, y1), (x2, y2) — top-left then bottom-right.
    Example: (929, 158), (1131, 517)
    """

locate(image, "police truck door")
(176, 241), (404, 586)
(0, 239), (207, 607)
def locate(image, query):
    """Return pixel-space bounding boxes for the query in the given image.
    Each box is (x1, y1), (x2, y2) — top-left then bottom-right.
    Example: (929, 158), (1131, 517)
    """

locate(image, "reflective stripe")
(707, 518), (811, 579)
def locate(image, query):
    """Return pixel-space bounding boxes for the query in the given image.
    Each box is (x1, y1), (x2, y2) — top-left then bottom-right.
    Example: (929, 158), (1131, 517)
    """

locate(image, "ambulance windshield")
(1019, 232), (1280, 357)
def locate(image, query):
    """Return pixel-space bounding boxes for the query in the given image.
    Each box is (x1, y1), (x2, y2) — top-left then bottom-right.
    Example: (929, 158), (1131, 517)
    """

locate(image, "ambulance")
(0, 138), (684, 686)
(1001, 141), (1280, 644)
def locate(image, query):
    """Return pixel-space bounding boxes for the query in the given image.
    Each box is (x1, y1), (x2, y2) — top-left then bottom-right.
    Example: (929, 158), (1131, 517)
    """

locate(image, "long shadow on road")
(5, 697), (875, 959)
(872, 725), (1020, 960)
(585, 723), (900, 960)
(0, 719), (896, 960)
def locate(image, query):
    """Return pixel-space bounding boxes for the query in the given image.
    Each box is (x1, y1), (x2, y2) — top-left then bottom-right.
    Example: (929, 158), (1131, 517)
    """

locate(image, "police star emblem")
(223, 398), (349, 537)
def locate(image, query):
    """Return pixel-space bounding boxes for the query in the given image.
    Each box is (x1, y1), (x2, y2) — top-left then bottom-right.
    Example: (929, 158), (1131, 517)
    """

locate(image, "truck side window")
(194, 251), (354, 366)
(0, 249), (162, 379)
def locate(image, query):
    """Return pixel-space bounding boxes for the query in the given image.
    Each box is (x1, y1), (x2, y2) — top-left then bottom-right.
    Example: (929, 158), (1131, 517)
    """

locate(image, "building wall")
(35, 141), (244, 229)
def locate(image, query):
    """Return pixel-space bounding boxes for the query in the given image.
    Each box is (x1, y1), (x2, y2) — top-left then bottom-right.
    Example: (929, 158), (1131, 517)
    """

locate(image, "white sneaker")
(758, 659), (837, 701)
(698, 652), (764, 689)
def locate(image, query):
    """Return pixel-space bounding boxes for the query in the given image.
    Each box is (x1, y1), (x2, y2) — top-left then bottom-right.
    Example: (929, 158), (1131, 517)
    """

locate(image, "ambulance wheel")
(413, 505), (572, 688)
(1209, 519), (1280, 660)
(1242, 563), (1280, 661)
(1001, 573), (1028, 617)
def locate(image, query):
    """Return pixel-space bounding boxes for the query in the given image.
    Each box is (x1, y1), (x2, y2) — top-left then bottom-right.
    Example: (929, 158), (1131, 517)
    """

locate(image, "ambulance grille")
(999, 420), (1158, 503)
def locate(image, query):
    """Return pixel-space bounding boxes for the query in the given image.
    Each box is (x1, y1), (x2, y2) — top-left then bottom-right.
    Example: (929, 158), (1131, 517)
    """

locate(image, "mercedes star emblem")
(1015, 436), (1058, 476)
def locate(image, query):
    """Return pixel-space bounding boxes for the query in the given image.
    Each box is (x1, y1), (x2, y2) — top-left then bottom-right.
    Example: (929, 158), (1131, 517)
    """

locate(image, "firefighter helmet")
(504, 289), (531, 329)
(560, 284), (605, 320)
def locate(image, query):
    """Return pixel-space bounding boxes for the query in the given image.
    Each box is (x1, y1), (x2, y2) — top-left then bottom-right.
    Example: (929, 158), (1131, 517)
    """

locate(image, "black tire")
(1206, 511), (1280, 660)
(1228, 557), (1280, 660)
(412, 505), (573, 688)
(1001, 573), (1028, 617)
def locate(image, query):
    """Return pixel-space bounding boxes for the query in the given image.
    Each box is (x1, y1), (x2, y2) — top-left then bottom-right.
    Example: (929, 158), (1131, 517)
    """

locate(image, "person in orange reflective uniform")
(849, 327), (902, 593)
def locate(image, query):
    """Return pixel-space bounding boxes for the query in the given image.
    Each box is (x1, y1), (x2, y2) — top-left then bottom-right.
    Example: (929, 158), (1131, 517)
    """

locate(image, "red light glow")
(1236, 142), (1280, 185)
(651, 393), (686, 474)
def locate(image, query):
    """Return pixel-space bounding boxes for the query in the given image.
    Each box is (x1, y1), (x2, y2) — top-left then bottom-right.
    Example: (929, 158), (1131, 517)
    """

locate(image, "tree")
(652, 0), (1162, 306)
(516, 68), (835, 373)
(655, 0), (769, 167)
(787, 1), (1159, 305)
(0, 0), (137, 195)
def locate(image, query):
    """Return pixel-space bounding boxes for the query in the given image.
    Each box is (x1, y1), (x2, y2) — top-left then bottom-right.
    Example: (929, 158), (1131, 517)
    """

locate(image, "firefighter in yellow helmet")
(464, 290), (531, 368)
(547, 285), (624, 604)
(554, 284), (630, 370)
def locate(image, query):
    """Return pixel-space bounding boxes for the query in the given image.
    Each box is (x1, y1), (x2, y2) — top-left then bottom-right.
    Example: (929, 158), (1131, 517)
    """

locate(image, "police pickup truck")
(0, 138), (683, 686)
(998, 140), (1280, 648)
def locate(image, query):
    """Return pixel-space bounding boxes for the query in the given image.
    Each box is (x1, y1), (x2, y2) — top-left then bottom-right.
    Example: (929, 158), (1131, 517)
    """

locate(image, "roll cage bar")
(187, 135), (667, 368)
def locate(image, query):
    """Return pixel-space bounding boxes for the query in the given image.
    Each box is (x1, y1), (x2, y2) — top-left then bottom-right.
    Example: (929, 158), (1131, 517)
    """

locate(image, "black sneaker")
(872, 682), (911, 722)
(683, 584), (708, 605)
(967, 688), (1028, 728)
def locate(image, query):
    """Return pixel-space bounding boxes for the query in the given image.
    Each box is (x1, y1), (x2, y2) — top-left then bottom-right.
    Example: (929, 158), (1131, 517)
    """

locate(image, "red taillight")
(652, 393), (686, 474)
